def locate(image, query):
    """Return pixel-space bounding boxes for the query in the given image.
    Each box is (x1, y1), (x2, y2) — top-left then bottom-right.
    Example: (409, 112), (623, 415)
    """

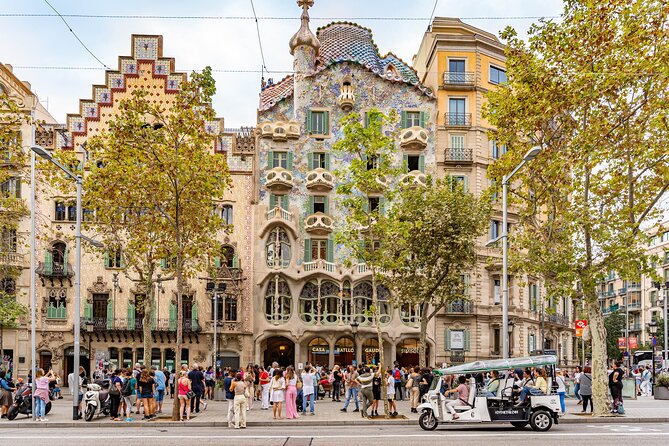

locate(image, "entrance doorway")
(39, 352), (53, 371)
(334, 337), (354, 366)
(263, 336), (294, 368)
(64, 347), (90, 384)
(308, 337), (330, 367)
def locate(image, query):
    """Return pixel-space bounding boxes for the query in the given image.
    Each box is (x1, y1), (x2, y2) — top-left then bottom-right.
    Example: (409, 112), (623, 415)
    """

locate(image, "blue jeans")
(34, 396), (46, 418)
(302, 389), (315, 414)
(518, 386), (544, 404)
(343, 387), (359, 410)
(574, 383), (581, 401)
(558, 391), (565, 413)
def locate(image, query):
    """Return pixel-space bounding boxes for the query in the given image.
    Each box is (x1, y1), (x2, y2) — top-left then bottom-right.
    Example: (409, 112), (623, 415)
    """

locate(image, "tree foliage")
(603, 312), (626, 362)
(333, 107), (401, 417)
(83, 68), (231, 421)
(379, 177), (490, 367)
(485, 0), (669, 415)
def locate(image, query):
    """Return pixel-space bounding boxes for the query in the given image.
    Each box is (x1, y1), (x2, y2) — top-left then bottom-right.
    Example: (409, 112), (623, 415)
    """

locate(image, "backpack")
(394, 369), (401, 381)
(121, 377), (133, 397)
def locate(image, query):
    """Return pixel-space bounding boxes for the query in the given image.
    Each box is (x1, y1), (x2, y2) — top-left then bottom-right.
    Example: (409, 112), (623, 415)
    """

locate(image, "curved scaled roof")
(260, 22), (434, 111)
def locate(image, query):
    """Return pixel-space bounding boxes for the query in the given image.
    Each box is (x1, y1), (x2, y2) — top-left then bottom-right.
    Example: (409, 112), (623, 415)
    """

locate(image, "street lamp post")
(507, 319), (515, 357)
(653, 281), (669, 366)
(350, 320), (359, 366)
(31, 145), (102, 420)
(488, 147), (542, 359)
(649, 320), (658, 395)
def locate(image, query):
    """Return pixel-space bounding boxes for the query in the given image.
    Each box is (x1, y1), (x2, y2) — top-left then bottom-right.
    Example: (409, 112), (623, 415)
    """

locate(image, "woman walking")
(204, 366), (215, 400)
(230, 372), (248, 428)
(33, 368), (56, 422)
(285, 366), (299, 419)
(608, 361), (624, 413)
(138, 369), (156, 420)
(0, 370), (14, 419)
(177, 370), (192, 421)
(271, 369), (286, 420)
(579, 366), (593, 413)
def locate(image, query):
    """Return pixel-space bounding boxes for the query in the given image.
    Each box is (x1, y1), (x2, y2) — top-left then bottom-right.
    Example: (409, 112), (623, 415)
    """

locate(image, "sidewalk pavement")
(2, 393), (668, 428)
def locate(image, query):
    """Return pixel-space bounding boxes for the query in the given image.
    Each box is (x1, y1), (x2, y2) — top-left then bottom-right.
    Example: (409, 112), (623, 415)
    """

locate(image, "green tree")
(603, 311), (626, 362)
(0, 292), (27, 371)
(333, 108), (401, 418)
(486, 0), (669, 416)
(84, 68), (231, 421)
(379, 177), (490, 367)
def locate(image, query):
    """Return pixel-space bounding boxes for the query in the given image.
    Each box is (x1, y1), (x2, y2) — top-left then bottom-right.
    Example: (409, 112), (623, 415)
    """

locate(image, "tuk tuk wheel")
(529, 409), (553, 432)
(511, 421), (528, 429)
(419, 411), (438, 431)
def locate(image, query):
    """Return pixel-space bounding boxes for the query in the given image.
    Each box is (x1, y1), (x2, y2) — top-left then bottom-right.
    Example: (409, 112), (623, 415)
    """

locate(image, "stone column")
(117, 349), (123, 369)
(132, 348), (137, 366)
(160, 349), (166, 369)
(294, 341), (302, 367)
(389, 342), (397, 366)
(328, 339), (335, 369)
(354, 337), (362, 366)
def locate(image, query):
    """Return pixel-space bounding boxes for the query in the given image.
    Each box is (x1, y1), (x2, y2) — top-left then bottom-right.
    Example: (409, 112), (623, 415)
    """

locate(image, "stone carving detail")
(88, 276), (110, 294)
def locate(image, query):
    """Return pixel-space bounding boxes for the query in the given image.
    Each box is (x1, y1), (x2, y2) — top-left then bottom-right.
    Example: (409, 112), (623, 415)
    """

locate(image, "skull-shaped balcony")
(265, 167), (294, 193)
(259, 121), (300, 141)
(399, 126), (428, 150)
(305, 168), (335, 192)
(400, 170), (427, 188)
(338, 81), (355, 111)
(304, 212), (334, 236)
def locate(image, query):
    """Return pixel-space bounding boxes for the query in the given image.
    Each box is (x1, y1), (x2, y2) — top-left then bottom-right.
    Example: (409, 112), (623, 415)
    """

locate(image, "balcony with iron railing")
(546, 313), (570, 326)
(629, 323), (642, 331)
(445, 300), (474, 314)
(442, 71), (475, 88)
(444, 147), (473, 164)
(444, 113), (472, 128)
(0, 252), (27, 268)
(82, 316), (201, 333)
(36, 261), (73, 278)
(627, 301), (642, 311)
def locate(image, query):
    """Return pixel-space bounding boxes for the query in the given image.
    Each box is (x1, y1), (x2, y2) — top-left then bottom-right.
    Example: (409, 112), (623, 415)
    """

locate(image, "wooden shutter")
(232, 253), (239, 268)
(308, 196), (315, 214)
(269, 194), (277, 210)
(127, 299), (135, 330)
(106, 299), (114, 329)
(280, 196), (289, 211)
(304, 239), (312, 262)
(445, 329), (451, 350)
(103, 252), (109, 268)
(307, 152), (314, 170)
(364, 112), (370, 128)
(464, 330), (471, 351)
(418, 155), (425, 173)
(287, 151), (294, 170)
(379, 197), (386, 215)
(323, 196), (329, 215)
(400, 111), (407, 129)
(419, 111), (426, 128)
(323, 111), (330, 135)
(326, 239), (334, 262)
(306, 110), (313, 134)
(214, 256), (221, 268)
(169, 301), (177, 330)
(63, 247), (68, 275)
(160, 258), (167, 268)
(84, 301), (92, 320)
(324, 153), (331, 171)
(403, 154), (409, 172)
(191, 301), (198, 331)
(267, 151), (274, 169)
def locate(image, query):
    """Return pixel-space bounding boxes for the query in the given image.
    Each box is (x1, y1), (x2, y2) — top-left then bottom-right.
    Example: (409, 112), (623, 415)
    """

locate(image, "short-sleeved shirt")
(154, 371), (166, 391)
(138, 377), (155, 397)
(386, 376), (396, 396)
(259, 371), (270, 385)
(609, 368), (624, 387)
(188, 370), (205, 390)
(457, 383), (470, 402)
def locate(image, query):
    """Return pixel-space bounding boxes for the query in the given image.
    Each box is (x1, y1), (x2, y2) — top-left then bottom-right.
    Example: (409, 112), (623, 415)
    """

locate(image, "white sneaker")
(42, 418), (48, 422)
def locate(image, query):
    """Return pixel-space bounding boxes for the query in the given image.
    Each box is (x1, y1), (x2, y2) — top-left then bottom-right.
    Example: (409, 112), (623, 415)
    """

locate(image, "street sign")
(575, 319), (587, 337)
(653, 336), (657, 347)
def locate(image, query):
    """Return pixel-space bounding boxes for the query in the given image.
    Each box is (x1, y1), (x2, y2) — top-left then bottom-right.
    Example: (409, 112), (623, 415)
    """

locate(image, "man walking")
(340, 365), (359, 412)
(393, 364), (403, 401)
(358, 367), (374, 417)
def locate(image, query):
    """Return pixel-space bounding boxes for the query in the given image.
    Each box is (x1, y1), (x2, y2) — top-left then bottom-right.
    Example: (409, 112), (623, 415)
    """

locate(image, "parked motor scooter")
(6, 384), (52, 420)
(83, 380), (111, 421)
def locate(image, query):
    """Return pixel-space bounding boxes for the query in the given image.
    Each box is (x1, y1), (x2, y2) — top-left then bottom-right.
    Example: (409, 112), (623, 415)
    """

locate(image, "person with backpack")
(109, 369), (123, 421)
(122, 368), (137, 421)
(393, 365), (403, 401)
(556, 369), (567, 414)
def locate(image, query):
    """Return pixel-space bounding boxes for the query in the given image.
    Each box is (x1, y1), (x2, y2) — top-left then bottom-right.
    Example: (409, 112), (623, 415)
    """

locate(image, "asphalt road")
(2, 423), (669, 446)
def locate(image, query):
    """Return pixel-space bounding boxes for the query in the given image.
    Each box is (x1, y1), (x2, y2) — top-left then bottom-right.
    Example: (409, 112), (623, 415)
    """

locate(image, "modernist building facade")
(413, 18), (576, 366)
(1, 36), (256, 379)
(254, 1), (438, 368)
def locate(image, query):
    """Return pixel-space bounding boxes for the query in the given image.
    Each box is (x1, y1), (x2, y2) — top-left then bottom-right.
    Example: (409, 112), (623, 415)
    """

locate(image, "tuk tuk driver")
(443, 375), (470, 419)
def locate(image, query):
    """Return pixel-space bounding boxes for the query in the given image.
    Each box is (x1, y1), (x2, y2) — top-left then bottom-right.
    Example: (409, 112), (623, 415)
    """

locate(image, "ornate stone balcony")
(399, 126), (428, 150)
(338, 82), (355, 111)
(399, 170), (427, 188)
(259, 121), (300, 141)
(303, 259), (337, 273)
(304, 212), (333, 236)
(265, 167), (294, 192)
(266, 206), (293, 223)
(305, 168), (335, 192)
(0, 252), (27, 269)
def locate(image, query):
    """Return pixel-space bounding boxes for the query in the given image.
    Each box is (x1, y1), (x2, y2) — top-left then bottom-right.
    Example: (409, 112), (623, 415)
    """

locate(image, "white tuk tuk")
(418, 355), (561, 432)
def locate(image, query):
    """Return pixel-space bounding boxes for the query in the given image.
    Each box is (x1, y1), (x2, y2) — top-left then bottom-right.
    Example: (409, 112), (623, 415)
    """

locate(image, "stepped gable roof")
(259, 22), (434, 111)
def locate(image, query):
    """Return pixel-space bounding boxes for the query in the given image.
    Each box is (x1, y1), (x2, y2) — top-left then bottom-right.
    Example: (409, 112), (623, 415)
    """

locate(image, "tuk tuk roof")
(435, 355), (557, 375)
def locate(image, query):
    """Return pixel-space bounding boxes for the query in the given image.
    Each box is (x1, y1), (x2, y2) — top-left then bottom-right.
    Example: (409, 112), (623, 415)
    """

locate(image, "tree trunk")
(371, 272), (389, 418)
(171, 248), (184, 419)
(585, 296), (611, 416)
(142, 278), (154, 366)
(0, 325), (3, 370)
(419, 302), (429, 368)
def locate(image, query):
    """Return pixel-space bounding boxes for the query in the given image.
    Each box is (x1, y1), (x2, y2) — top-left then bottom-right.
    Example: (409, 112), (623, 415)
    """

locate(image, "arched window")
(352, 281), (391, 326)
(299, 281), (319, 324)
(221, 204), (233, 225)
(321, 280), (339, 325)
(52, 242), (67, 273)
(221, 246), (236, 268)
(264, 276), (292, 324)
(400, 304), (422, 326)
(266, 227), (291, 269)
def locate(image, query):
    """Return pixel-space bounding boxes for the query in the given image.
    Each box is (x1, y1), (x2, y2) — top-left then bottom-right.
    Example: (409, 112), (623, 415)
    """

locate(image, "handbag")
(297, 380), (303, 390)
(186, 390), (196, 399)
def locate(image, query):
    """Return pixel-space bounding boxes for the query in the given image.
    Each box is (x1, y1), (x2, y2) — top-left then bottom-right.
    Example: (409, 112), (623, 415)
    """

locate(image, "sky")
(0, 0), (564, 127)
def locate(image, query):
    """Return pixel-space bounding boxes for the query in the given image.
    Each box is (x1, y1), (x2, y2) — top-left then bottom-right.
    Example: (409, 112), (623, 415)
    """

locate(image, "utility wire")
(42, 0), (110, 70)
(0, 12), (560, 21)
(249, 0), (268, 78)
(13, 65), (293, 73)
